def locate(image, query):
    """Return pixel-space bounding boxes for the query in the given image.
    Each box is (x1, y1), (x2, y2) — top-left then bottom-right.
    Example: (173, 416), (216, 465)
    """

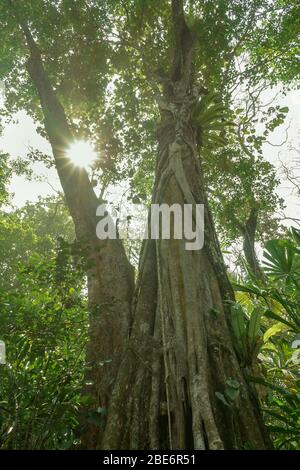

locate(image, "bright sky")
(260, 89), (300, 227)
(0, 89), (299, 229)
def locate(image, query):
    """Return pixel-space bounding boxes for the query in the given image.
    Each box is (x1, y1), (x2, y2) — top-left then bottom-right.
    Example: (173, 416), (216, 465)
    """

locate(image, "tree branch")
(170, 0), (193, 89)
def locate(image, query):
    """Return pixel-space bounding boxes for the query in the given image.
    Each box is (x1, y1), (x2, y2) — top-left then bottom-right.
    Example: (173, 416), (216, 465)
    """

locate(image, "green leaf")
(247, 307), (262, 350)
(226, 378), (240, 389)
(230, 303), (247, 360)
(263, 322), (288, 343)
(225, 387), (240, 402)
(215, 392), (230, 407)
(264, 310), (295, 330)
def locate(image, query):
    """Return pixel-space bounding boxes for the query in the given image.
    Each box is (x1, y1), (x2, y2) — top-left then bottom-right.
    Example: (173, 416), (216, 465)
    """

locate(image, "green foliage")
(234, 228), (300, 449)
(0, 240), (88, 449)
(0, 195), (74, 289)
(263, 238), (300, 285)
(193, 91), (235, 147)
(244, 0), (300, 85)
(230, 303), (263, 365)
(0, 195), (87, 449)
(215, 378), (241, 407)
(0, 153), (10, 206)
(0, 0), (298, 451)
(0, 152), (32, 208)
(250, 375), (300, 449)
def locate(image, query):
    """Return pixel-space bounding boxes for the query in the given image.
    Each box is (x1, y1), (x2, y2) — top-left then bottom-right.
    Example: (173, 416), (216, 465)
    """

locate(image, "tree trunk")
(15, 16), (134, 448)
(101, 99), (271, 451)
(241, 208), (265, 281)
(101, 0), (271, 450)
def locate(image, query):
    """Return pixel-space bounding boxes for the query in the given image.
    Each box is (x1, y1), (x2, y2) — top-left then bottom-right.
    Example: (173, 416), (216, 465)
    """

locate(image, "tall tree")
(4, 0), (134, 448)
(101, 0), (270, 449)
(1, 0), (298, 450)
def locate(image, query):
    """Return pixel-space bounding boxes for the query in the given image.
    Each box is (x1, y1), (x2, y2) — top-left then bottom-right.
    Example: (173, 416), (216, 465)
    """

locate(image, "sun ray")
(67, 140), (97, 169)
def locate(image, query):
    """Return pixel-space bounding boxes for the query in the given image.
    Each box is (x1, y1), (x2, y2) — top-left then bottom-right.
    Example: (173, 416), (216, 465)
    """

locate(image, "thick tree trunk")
(101, 0), (270, 450)
(101, 97), (271, 450)
(15, 18), (134, 448)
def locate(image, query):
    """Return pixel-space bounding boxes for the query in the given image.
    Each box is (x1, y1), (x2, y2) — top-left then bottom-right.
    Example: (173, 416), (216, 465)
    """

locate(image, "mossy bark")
(101, 87), (271, 450)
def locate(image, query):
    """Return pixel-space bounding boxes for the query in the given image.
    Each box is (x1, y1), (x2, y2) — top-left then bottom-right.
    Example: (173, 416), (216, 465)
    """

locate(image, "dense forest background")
(0, 0), (299, 450)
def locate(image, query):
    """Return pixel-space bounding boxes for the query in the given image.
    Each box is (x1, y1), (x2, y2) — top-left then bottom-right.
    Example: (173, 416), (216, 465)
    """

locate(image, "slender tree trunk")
(241, 208), (264, 280)
(101, 0), (271, 450)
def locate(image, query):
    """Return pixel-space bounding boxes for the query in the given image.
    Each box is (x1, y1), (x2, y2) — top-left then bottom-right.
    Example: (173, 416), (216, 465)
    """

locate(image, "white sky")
(0, 89), (299, 229)
(260, 89), (300, 227)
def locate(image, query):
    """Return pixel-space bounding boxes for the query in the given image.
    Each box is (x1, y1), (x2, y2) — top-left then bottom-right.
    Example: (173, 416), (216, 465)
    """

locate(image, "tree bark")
(101, 0), (271, 450)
